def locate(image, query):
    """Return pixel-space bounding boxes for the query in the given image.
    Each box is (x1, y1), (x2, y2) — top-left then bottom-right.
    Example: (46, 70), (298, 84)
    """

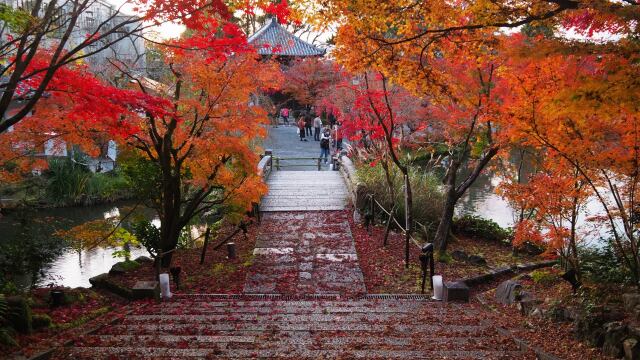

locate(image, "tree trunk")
(434, 184), (458, 254)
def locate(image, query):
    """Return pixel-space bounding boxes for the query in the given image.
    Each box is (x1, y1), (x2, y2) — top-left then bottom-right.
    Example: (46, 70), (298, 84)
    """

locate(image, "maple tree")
(499, 38), (640, 282)
(317, 0), (638, 259)
(281, 58), (339, 109)
(500, 154), (589, 277)
(124, 50), (281, 266)
(1, 2), (288, 269)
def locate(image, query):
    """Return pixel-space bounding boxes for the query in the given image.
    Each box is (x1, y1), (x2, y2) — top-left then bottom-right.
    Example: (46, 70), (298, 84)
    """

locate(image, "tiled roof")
(248, 18), (325, 57)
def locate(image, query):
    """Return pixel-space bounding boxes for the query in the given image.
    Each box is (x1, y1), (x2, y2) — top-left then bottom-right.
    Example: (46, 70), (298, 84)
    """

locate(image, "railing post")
(383, 205), (395, 247)
(364, 194), (374, 235)
(420, 243), (434, 294)
(275, 157), (280, 171)
(404, 174), (410, 268)
(317, 157), (321, 171)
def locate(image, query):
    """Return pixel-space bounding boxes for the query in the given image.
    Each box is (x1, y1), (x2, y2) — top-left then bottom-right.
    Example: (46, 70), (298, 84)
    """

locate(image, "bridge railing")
(272, 156), (323, 171)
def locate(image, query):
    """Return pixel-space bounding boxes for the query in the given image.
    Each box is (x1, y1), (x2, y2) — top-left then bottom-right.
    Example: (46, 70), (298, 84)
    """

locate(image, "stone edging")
(461, 260), (558, 287)
(476, 296), (562, 360)
(337, 155), (366, 210)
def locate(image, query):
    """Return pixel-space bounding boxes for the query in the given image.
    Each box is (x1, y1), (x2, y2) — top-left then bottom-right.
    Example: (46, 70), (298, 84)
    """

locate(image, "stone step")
(121, 312), (480, 325)
(98, 322), (488, 334)
(76, 335), (515, 353)
(66, 346), (525, 359)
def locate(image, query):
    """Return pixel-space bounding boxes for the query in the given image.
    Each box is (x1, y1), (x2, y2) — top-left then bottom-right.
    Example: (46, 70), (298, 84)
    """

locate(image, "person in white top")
(313, 115), (323, 141)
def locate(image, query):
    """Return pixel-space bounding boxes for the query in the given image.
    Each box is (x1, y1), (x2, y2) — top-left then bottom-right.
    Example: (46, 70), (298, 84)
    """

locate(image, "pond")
(0, 202), (150, 289)
(458, 170), (608, 247)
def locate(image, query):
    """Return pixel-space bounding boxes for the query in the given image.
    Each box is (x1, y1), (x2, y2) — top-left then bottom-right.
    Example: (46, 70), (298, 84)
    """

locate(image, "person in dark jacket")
(319, 127), (331, 163)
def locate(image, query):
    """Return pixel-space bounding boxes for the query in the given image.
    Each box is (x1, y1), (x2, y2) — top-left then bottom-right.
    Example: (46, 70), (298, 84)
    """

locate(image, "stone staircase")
(56, 295), (529, 359)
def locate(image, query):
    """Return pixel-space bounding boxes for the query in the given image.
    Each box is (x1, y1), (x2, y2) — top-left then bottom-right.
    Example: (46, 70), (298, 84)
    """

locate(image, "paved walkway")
(262, 125), (345, 171)
(244, 211), (366, 296)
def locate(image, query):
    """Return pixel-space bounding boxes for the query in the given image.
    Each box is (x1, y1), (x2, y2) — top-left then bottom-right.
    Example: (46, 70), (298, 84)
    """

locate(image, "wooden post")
(199, 227), (211, 265)
(404, 174), (410, 268)
(383, 206), (395, 247)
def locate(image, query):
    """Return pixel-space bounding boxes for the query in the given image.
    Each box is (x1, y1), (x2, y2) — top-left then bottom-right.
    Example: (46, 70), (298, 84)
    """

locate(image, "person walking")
(281, 107), (289, 126)
(333, 124), (344, 150)
(297, 117), (307, 141)
(320, 127), (331, 163)
(313, 114), (322, 141)
(304, 114), (313, 137)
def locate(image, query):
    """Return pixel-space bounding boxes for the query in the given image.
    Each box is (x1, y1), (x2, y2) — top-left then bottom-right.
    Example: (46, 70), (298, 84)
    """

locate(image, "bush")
(580, 241), (632, 285)
(45, 157), (92, 204)
(45, 157), (131, 205)
(32, 313), (52, 329)
(356, 164), (444, 240)
(0, 294), (16, 346)
(452, 215), (512, 243)
(531, 269), (556, 285)
(5, 296), (32, 334)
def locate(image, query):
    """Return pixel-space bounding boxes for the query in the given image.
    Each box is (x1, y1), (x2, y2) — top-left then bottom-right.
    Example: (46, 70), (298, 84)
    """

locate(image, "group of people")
(278, 107), (342, 165)
(296, 114), (343, 164)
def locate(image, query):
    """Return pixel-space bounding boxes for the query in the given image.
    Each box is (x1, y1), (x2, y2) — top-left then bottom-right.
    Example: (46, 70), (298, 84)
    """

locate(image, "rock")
(495, 280), (523, 305)
(624, 338), (640, 360)
(134, 255), (153, 264)
(624, 293), (640, 312)
(468, 255), (487, 266)
(518, 297), (542, 316)
(443, 281), (469, 302)
(602, 321), (628, 358)
(549, 305), (578, 322)
(633, 305), (640, 321)
(109, 260), (140, 275)
(574, 312), (606, 347)
(531, 308), (543, 318)
(89, 273), (134, 299)
(132, 281), (160, 301)
(451, 250), (468, 262)
(6, 296), (32, 334)
(629, 325), (640, 338)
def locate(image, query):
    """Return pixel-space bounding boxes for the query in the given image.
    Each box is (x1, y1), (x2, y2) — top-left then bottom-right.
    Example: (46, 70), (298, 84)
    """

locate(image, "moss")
(531, 269), (556, 285)
(120, 260), (141, 271)
(438, 252), (453, 264)
(55, 306), (111, 330)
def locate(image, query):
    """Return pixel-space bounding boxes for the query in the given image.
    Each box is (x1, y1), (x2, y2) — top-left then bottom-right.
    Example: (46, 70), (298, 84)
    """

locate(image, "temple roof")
(248, 18), (325, 57)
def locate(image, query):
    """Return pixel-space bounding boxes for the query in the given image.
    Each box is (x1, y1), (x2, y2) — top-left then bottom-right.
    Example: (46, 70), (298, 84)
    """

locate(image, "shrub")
(579, 241), (632, 285)
(531, 269), (556, 285)
(45, 157), (92, 204)
(32, 313), (52, 329)
(0, 294), (16, 346)
(452, 215), (512, 243)
(356, 164), (444, 240)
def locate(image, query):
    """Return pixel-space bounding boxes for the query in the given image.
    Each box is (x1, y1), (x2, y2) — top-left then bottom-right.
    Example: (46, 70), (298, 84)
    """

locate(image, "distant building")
(0, 0), (145, 173)
(0, 0), (146, 72)
(248, 18), (325, 60)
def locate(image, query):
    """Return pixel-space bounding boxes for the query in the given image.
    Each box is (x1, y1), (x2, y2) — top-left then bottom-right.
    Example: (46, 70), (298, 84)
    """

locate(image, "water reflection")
(0, 202), (152, 289)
